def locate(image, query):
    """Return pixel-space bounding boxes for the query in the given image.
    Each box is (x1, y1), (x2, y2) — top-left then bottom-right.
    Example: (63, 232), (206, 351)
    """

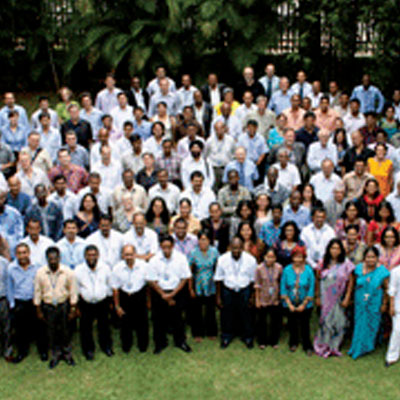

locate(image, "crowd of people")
(1, 64), (400, 369)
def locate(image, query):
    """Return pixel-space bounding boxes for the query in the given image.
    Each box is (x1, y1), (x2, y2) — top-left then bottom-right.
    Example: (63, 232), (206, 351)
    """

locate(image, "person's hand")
(255, 300), (261, 309)
(116, 306), (125, 318)
(68, 307), (77, 321)
(189, 289), (196, 299)
(390, 304), (396, 317)
(216, 296), (223, 309)
(380, 304), (388, 314)
(315, 298), (321, 308)
(167, 298), (176, 307)
(288, 304), (296, 313)
(296, 304), (306, 313)
(162, 292), (173, 302)
(36, 308), (45, 321)
(341, 299), (349, 309)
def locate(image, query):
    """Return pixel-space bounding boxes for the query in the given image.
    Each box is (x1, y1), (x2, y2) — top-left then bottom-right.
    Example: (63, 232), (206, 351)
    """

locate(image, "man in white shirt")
(272, 147), (301, 191)
(147, 234), (192, 354)
(48, 174), (78, 220)
(310, 159), (342, 204)
(110, 92), (134, 135)
(79, 92), (103, 140)
(31, 96), (59, 130)
(214, 237), (257, 349)
(180, 171), (216, 220)
(176, 74), (198, 112)
(300, 207), (335, 269)
(111, 244), (149, 353)
(95, 73), (123, 114)
(37, 112), (62, 163)
(307, 129), (338, 173)
(149, 169), (180, 214)
(123, 213), (158, 262)
(343, 98), (366, 142)
(92, 145), (122, 191)
(211, 102), (242, 140)
(86, 215), (124, 270)
(176, 124), (205, 160)
(75, 245), (113, 359)
(146, 66), (176, 97)
(258, 63), (280, 99)
(290, 70), (312, 99)
(148, 78), (180, 118)
(89, 128), (119, 167)
(235, 91), (257, 125)
(309, 80), (323, 109)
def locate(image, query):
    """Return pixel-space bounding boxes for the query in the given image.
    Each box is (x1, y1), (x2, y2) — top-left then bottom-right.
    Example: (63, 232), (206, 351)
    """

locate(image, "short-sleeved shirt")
(254, 262), (282, 307)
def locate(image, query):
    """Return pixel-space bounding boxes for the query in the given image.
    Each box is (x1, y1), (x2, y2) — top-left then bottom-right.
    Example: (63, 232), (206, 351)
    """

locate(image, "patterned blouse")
(254, 262), (282, 307)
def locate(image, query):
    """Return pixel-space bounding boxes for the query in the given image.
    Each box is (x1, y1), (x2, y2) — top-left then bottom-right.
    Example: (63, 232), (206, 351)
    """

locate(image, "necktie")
(299, 84), (304, 100)
(266, 79), (272, 100)
(239, 163), (245, 186)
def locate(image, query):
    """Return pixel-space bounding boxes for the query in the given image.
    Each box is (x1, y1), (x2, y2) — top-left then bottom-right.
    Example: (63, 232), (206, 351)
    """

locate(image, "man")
(56, 219), (86, 270)
(343, 156), (373, 200)
(6, 175), (31, 216)
(307, 129), (338, 173)
(201, 73), (226, 107)
(236, 66), (265, 100)
(0, 131), (15, 178)
(234, 91), (257, 126)
(258, 63), (280, 100)
(392, 89), (400, 122)
(283, 94), (305, 131)
(132, 107), (151, 140)
(92, 145), (122, 191)
(176, 74), (198, 112)
(112, 244), (149, 353)
(325, 182), (346, 227)
(193, 90), (213, 137)
(212, 102), (242, 140)
(37, 112), (62, 163)
(214, 236), (257, 349)
(112, 169), (148, 213)
(123, 212), (158, 261)
(21, 217), (55, 267)
(7, 243), (46, 363)
(79, 92), (103, 140)
(147, 234), (192, 354)
(177, 123), (205, 160)
(387, 181), (400, 222)
(64, 130), (90, 170)
(244, 95), (276, 140)
(172, 218), (198, 258)
(0, 92), (29, 129)
(0, 253), (11, 361)
(146, 66), (176, 97)
(334, 92), (350, 118)
(351, 74), (384, 114)
(342, 130), (375, 173)
(22, 131), (53, 174)
(61, 104), (93, 148)
(295, 111), (319, 150)
(328, 81), (341, 107)
(31, 96), (59, 130)
(0, 189), (24, 255)
(223, 147), (258, 192)
(310, 81), (323, 109)
(149, 169), (180, 214)
(90, 127), (119, 167)
(126, 76), (150, 113)
(343, 99), (366, 141)
(78, 172), (112, 215)
(155, 139), (181, 186)
(176, 106), (203, 140)
(86, 214), (124, 269)
(16, 150), (50, 197)
(281, 190), (311, 230)
(314, 95), (339, 132)
(290, 70), (312, 99)
(148, 78), (179, 118)
(360, 112), (384, 146)
(258, 203), (283, 250)
(272, 147), (301, 191)
(218, 169), (251, 217)
(75, 245), (113, 360)
(95, 73), (123, 114)
(300, 207), (335, 269)
(48, 174), (78, 220)
(181, 140), (214, 189)
(180, 171), (216, 220)
(268, 76), (292, 116)
(310, 159), (342, 204)
(48, 148), (88, 194)
(110, 92), (134, 135)
(255, 166), (290, 205)
(0, 110), (29, 152)
(34, 247), (78, 368)
(121, 133), (144, 174)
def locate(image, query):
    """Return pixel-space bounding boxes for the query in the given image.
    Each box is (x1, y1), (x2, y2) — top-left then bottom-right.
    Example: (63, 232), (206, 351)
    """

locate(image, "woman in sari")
(314, 239), (355, 357)
(378, 227), (400, 271)
(348, 246), (390, 360)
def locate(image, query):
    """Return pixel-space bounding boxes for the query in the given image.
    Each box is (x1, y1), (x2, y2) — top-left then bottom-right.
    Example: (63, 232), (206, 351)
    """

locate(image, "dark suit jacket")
(200, 217), (230, 254)
(200, 102), (213, 137)
(200, 83), (226, 105)
(125, 87), (150, 110)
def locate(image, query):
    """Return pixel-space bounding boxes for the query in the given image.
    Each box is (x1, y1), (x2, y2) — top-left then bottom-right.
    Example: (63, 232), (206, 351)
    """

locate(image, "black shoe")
(40, 353), (48, 362)
(385, 361), (395, 368)
(245, 340), (254, 349)
(12, 354), (26, 364)
(84, 351), (94, 361)
(220, 339), (231, 349)
(176, 342), (192, 353)
(104, 348), (114, 357)
(49, 358), (60, 369)
(65, 357), (76, 366)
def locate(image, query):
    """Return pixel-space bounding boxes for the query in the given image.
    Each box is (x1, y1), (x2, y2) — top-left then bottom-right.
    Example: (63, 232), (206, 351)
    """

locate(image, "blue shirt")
(0, 256), (8, 298)
(80, 107), (103, 138)
(259, 220), (281, 247)
(38, 127), (62, 162)
(6, 192), (31, 216)
(56, 237), (86, 269)
(268, 90), (292, 115)
(0, 205), (24, 256)
(0, 105), (29, 130)
(267, 127), (285, 148)
(7, 261), (39, 308)
(281, 205), (311, 230)
(133, 120), (152, 140)
(351, 85), (384, 114)
(237, 133), (268, 164)
(280, 264), (315, 308)
(223, 160), (259, 192)
(0, 124), (29, 152)
(68, 145), (90, 170)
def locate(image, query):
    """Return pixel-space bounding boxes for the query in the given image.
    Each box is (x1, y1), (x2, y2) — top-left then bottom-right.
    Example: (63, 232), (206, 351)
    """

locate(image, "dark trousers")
(151, 291), (185, 348)
(220, 285), (253, 342)
(191, 295), (218, 338)
(287, 308), (312, 350)
(42, 302), (72, 360)
(79, 298), (112, 355)
(256, 305), (282, 346)
(119, 288), (149, 352)
(13, 299), (47, 356)
(0, 297), (12, 358)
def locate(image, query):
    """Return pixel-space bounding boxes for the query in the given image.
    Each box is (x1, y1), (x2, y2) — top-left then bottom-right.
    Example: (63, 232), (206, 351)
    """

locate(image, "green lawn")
(0, 323), (399, 400)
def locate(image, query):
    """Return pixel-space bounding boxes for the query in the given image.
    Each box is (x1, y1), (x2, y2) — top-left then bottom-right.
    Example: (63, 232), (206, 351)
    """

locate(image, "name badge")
(269, 287), (275, 296)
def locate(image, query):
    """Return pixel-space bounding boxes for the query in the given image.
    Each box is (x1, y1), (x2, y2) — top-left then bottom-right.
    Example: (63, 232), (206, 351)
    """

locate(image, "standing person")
(386, 264), (400, 367)
(255, 247), (282, 350)
(342, 224), (367, 266)
(367, 143), (393, 198)
(275, 221), (304, 268)
(188, 229), (219, 342)
(74, 193), (101, 239)
(0, 253), (12, 361)
(348, 246), (390, 360)
(214, 237), (257, 349)
(280, 245), (315, 356)
(147, 234), (193, 354)
(75, 245), (113, 360)
(111, 245), (149, 353)
(313, 239), (355, 358)
(33, 247), (78, 368)
(378, 227), (400, 271)
(95, 73), (123, 114)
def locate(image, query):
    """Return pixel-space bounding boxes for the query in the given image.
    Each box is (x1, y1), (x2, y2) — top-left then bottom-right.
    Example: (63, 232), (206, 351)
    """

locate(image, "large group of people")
(1, 64), (400, 369)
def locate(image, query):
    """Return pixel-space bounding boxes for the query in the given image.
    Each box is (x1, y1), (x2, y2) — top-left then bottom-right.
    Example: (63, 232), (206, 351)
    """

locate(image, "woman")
(300, 183), (323, 211)
(380, 106), (399, 139)
(314, 239), (355, 358)
(366, 201), (398, 246)
(145, 197), (170, 235)
(356, 178), (384, 222)
(188, 229), (219, 342)
(342, 224), (367, 266)
(367, 143), (393, 198)
(348, 246), (390, 360)
(333, 128), (348, 174)
(253, 193), (272, 237)
(74, 193), (101, 238)
(280, 245), (315, 355)
(136, 153), (158, 192)
(275, 221), (304, 267)
(143, 122), (165, 158)
(237, 221), (258, 259)
(112, 193), (135, 233)
(169, 198), (201, 235)
(334, 201), (367, 242)
(378, 227), (400, 271)
(151, 102), (176, 140)
(267, 113), (286, 149)
(229, 199), (255, 240)
(255, 247), (282, 349)
(56, 87), (79, 123)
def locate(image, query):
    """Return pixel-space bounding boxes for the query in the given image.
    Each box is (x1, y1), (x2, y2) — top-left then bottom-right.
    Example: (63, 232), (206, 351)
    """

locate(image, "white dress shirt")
(214, 251), (257, 291)
(343, 112), (366, 142)
(110, 105), (134, 134)
(180, 187), (216, 220)
(38, 127), (62, 162)
(92, 160), (123, 191)
(307, 142), (338, 172)
(89, 141), (120, 167)
(31, 108), (59, 130)
(48, 190), (78, 220)
(111, 259), (148, 294)
(16, 167), (50, 197)
(310, 171), (342, 203)
(149, 183), (181, 214)
(146, 77), (176, 97)
(235, 104), (257, 124)
(75, 261), (112, 303)
(123, 227), (159, 257)
(290, 82), (313, 98)
(56, 236), (86, 270)
(143, 136), (164, 158)
(177, 135), (205, 160)
(211, 115), (242, 140)
(147, 250), (191, 291)
(205, 134), (236, 167)
(95, 87), (123, 114)
(177, 86), (198, 111)
(272, 162), (301, 190)
(20, 235), (54, 268)
(180, 156), (215, 189)
(209, 87), (221, 107)
(310, 93), (323, 109)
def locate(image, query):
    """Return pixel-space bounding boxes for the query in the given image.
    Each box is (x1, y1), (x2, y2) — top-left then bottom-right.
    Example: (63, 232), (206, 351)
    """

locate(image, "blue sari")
(348, 264), (389, 359)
